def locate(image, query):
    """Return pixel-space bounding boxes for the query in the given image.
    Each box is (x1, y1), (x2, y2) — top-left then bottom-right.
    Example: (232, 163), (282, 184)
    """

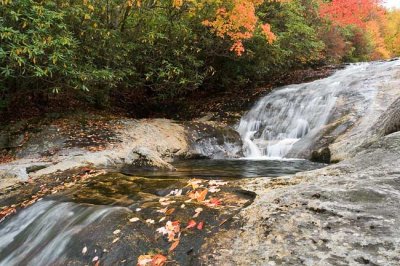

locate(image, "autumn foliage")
(319, 0), (383, 28)
(202, 0), (277, 55)
(0, 0), (399, 115)
(319, 0), (398, 61)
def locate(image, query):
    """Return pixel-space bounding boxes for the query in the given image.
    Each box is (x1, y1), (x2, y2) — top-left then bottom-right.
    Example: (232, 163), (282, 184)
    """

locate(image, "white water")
(237, 60), (399, 159)
(0, 200), (127, 266)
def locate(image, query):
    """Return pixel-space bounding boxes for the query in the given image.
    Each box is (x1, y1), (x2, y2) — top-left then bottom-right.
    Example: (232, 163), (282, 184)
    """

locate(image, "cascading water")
(0, 200), (127, 266)
(237, 60), (400, 159)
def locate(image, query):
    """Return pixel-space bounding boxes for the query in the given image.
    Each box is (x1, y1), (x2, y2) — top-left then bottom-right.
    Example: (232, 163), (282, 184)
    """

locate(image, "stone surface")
(0, 118), (242, 188)
(201, 133), (400, 265)
(123, 147), (176, 171)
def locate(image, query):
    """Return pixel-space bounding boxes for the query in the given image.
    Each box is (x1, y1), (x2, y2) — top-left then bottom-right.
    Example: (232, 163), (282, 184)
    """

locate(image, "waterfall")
(237, 60), (400, 159)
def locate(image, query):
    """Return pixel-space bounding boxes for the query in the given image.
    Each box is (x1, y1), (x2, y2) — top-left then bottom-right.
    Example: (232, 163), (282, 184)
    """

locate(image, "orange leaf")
(151, 254), (167, 266)
(165, 208), (175, 216)
(169, 240), (180, 252)
(197, 221), (204, 230)
(186, 219), (197, 229)
(197, 189), (208, 202)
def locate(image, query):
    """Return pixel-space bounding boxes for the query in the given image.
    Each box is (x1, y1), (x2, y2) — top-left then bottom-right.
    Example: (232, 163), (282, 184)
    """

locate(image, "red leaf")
(209, 198), (221, 206)
(169, 240), (180, 252)
(186, 219), (197, 229)
(197, 221), (204, 230)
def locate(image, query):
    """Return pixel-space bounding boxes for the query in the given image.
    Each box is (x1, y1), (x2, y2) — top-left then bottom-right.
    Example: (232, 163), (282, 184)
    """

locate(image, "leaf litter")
(136, 178), (239, 264)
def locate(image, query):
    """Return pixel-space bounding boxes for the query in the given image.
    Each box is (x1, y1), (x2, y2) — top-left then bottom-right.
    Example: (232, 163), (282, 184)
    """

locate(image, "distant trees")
(319, 0), (399, 62)
(0, 0), (399, 113)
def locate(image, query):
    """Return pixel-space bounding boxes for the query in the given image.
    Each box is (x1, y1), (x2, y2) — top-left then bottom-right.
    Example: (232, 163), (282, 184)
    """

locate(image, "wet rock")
(202, 132), (400, 265)
(184, 122), (243, 159)
(311, 147), (331, 163)
(0, 167), (28, 190)
(123, 147), (175, 171)
(1, 116), (245, 186)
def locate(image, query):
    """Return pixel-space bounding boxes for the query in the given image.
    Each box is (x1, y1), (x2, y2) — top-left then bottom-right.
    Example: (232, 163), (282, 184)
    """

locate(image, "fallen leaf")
(151, 254), (167, 266)
(112, 237), (120, 243)
(208, 180), (228, 186)
(186, 179), (203, 190)
(193, 208), (203, 218)
(180, 204), (185, 209)
(188, 189), (208, 202)
(159, 198), (176, 206)
(156, 226), (168, 235)
(208, 198), (222, 207)
(169, 240), (180, 252)
(197, 221), (204, 230)
(137, 255), (152, 266)
(113, 229), (121, 235)
(165, 208), (175, 216)
(168, 189), (183, 197)
(146, 219), (155, 224)
(186, 219), (197, 229)
(159, 217), (166, 222)
(197, 189), (208, 202)
(129, 217), (140, 223)
(208, 186), (221, 193)
(82, 246), (87, 255)
(92, 256), (99, 262)
(157, 207), (168, 213)
(136, 208), (142, 212)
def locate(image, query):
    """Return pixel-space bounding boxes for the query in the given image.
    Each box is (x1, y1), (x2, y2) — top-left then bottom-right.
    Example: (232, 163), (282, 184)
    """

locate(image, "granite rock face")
(202, 127), (400, 265)
(0, 118), (242, 188)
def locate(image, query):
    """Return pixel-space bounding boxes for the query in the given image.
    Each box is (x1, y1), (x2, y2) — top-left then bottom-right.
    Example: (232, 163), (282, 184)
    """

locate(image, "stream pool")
(122, 159), (325, 178)
(0, 159), (324, 266)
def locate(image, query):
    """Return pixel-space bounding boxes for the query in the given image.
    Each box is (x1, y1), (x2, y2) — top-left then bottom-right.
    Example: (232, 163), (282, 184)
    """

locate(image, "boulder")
(123, 147), (175, 171)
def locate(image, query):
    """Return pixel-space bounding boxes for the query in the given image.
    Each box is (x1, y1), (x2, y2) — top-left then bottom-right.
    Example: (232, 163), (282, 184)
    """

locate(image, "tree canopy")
(0, 0), (399, 115)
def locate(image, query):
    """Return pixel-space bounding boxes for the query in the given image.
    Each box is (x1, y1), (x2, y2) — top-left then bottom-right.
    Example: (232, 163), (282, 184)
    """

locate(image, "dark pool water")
(123, 159), (325, 178)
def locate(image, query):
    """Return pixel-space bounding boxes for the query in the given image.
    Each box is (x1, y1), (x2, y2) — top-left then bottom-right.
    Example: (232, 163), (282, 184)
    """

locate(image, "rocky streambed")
(1, 59), (400, 265)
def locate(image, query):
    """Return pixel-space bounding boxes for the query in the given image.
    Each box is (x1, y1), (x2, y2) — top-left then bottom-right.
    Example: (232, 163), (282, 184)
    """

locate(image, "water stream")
(237, 60), (399, 159)
(2, 60), (398, 265)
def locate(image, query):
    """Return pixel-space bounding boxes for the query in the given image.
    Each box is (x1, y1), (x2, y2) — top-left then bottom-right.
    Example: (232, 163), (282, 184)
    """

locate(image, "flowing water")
(0, 159), (323, 265)
(0, 200), (127, 266)
(3, 60), (397, 265)
(237, 60), (400, 159)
